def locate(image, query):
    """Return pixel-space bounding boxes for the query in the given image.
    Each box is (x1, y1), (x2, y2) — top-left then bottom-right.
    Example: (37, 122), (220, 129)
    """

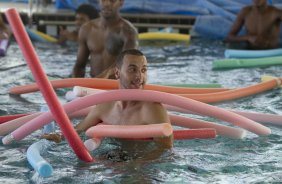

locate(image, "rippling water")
(1, 38), (282, 183)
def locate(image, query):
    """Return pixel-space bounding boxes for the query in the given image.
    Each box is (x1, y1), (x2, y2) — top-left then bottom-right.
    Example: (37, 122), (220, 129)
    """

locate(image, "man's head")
(115, 49), (147, 89)
(253, 0), (268, 7)
(75, 4), (99, 28)
(99, 0), (124, 19)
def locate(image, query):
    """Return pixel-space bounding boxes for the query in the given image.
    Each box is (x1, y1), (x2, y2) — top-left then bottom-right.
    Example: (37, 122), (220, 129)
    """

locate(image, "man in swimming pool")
(57, 4), (99, 44)
(72, 0), (138, 79)
(225, 0), (282, 50)
(43, 49), (173, 159)
(0, 14), (11, 40)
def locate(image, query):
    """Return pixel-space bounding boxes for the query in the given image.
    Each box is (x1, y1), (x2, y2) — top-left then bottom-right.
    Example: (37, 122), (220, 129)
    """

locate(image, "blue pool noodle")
(40, 106), (56, 133)
(27, 140), (54, 177)
(25, 28), (46, 43)
(26, 106), (56, 177)
(224, 48), (282, 58)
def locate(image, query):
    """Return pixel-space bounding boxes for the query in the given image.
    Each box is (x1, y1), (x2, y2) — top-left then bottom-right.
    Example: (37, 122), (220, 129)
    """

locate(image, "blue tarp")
(5, 0), (280, 40)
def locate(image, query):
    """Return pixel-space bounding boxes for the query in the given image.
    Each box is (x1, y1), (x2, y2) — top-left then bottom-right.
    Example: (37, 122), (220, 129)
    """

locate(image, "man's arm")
(72, 25), (90, 77)
(225, 7), (251, 43)
(148, 103), (173, 149)
(122, 21), (139, 50)
(276, 7), (282, 21)
(57, 26), (78, 44)
(74, 106), (102, 133)
(42, 106), (102, 143)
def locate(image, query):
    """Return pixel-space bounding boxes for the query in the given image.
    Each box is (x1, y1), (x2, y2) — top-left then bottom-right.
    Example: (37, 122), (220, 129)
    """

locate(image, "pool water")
(1, 38), (282, 183)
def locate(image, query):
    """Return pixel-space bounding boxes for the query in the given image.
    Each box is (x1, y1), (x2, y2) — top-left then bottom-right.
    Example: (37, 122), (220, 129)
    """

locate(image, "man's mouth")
(102, 9), (112, 14)
(130, 82), (144, 89)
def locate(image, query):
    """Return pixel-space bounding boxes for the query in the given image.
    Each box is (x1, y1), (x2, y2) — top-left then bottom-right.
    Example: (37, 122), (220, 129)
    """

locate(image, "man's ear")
(115, 68), (120, 79)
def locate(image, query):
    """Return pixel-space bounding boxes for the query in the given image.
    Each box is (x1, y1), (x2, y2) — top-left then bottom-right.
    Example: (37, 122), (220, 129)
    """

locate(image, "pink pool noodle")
(2, 90), (271, 145)
(0, 113), (30, 124)
(0, 105), (243, 139)
(173, 129), (216, 139)
(86, 125), (216, 140)
(165, 104), (282, 126)
(0, 107), (92, 136)
(4, 8), (93, 162)
(170, 114), (246, 139)
(0, 112), (42, 136)
(85, 123), (173, 138)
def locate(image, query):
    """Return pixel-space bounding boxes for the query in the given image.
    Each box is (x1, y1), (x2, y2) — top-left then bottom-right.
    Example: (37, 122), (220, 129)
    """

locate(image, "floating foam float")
(9, 78), (229, 95)
(65, 88), (282, 129)
(1, 90), (271, 146)
(163, 83), (222, 88)
(28, 123), (215, 177)
(0, 113), (30, 124)
(26, 71), (222, 89)
(69, 78), (281, 104)
(26, 28), (58, 43)
(25, 28), (46, 42)
(31, 30), (58, 43)
(68, 86), (282, 128)
(10, 78), (281, 104)
(261, 75), (282, 87)
(138, 32), (190, 42)
(213, 56), (282, 69)
(0, 106), (244, 139)
(5, 8), (93, 162)
(85, 123), (216, 140)
(84, 124), (216, 151)
(225, 48), (282, 59)
(27, 140), (54, 178)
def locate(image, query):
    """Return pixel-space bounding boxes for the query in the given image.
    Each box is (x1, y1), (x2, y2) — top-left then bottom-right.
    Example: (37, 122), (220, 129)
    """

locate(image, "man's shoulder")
(142, 101), (164, 110)
(268, 5), (282, 13)
(120, 18), (137, 30)
(79, 19), (100, 35)
(241, 5), (252, 13)
(82, 19), (99, 29)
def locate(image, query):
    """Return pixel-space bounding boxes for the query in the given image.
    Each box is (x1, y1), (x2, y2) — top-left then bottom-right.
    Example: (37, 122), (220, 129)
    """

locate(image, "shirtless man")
(72, 0), (138, 79)
(43, 49), (173, 159)
(57, 4), (98, 44)
(0, 14), (11, 40)
(225, 0), (282, 50)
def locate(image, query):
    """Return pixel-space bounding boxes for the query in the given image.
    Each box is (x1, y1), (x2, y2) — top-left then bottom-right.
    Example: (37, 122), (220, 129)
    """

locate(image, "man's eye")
(128, 68), (135, 72)
(141, 68), (147, 73)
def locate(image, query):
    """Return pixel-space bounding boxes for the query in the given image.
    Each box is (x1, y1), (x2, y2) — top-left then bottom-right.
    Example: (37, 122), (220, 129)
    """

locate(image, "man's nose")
(134, 70), (142, 79)
(102, 0), (111, 6)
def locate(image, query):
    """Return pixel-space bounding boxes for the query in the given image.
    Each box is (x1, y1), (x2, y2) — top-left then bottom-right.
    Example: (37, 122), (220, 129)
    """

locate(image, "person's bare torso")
(243, 6), (281, 48)
(98, 101), (165, 125)
(84, 19), (135, 77)
(96, 101), (172, 155)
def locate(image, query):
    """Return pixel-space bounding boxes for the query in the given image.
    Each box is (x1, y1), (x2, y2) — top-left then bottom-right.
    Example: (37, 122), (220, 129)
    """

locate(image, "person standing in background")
(0, 14), (11, 40)
(225, 0), (282, 50)
(57, 4), (99, 44)
(72, 0), (138, 79)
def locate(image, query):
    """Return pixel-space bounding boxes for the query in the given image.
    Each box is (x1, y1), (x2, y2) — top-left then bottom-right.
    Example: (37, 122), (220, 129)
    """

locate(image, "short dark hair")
(76, 4), (99, 20)
(116, 49), (145, 68)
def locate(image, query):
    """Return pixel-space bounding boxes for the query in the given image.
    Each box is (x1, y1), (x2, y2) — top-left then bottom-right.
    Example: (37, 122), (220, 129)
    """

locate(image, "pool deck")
(0, 2), (195, 35)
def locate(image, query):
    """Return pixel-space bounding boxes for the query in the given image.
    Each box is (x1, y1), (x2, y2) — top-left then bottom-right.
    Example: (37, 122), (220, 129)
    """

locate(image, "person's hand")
(248, 35), (271, 49)
(0, 32), (9, 40)
(247, 35), (257, 45)
(41, 133), (63, 143)
(59, 26), (70, 38)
